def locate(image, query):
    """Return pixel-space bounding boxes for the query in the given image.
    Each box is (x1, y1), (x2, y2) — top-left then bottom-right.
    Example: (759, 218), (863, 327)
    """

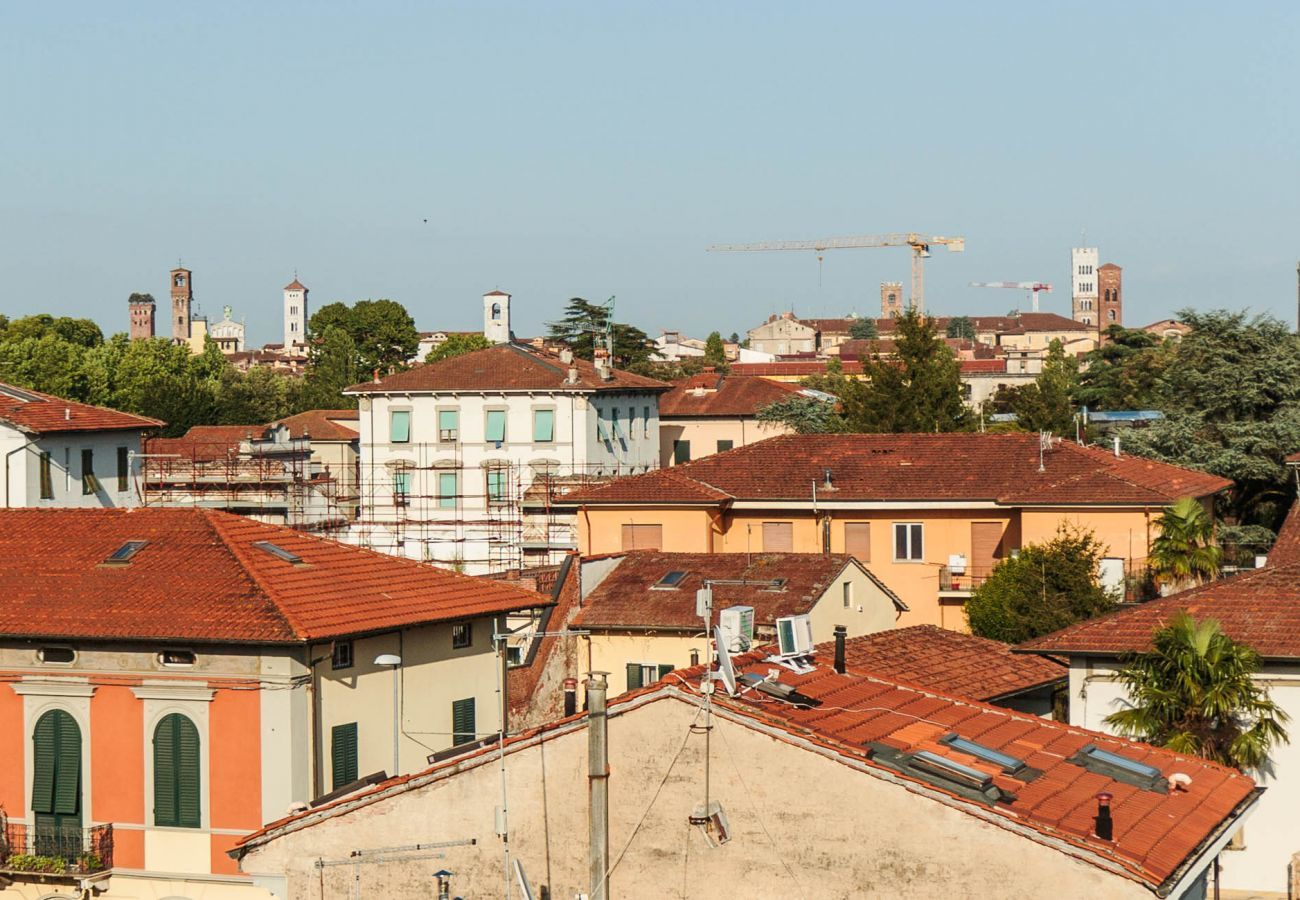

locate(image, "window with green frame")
(153, 713), (201, 828)
(438, 408), (459, 442)
(331, 722), (358, 789)
(451, 698), (476, 746)
(393, 471), (412, 504)
(438, 471), (458, 508)
(389, 409), (411, 443)
(485, 409), (507, 444)
(533, 408), (555, 442)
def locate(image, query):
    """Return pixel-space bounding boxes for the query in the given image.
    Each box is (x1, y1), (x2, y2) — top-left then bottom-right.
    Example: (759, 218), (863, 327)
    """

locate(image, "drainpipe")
(588, 672), (610, 900)
(4, 438), (39, 507)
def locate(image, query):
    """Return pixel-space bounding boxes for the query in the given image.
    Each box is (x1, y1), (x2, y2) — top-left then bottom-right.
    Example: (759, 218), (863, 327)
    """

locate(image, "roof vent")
(1093, 792), (1114, 841)
(823, 468), (834, 489)
(252, 540), (307, 566)
(566, 366), (580, 385)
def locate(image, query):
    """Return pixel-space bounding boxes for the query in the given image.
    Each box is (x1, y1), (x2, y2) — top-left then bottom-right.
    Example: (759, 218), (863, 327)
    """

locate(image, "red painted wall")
(0, 684), (25, 817)
(90, 684), (145, 868)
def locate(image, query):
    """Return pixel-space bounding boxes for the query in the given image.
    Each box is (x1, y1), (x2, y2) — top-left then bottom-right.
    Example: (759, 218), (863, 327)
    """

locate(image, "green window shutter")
(452, 698), (476, 746)
(438, 472), (458, 509)
(626, 663), (643, 691)
(533, 409), (555, 442)
(52, 711), (81, 816)
(716, 440), (733, 453)
(485, 410), (506, 443)
(176, 715), (201, 828)
(331, 723), (358, 790)
(31, 712), (58, 814)
(154, 716), (178, 826)
(658, 664), (675, 680)
(389, 410), (411, 443)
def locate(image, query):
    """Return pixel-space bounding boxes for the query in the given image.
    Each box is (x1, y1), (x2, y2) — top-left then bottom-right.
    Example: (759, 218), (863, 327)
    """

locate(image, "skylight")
(653, 570), (688, 589)
(910, 749), (994, 792)
(252, 541), (306, 566)
(1068, 743), (1166, 791)
(939, 733), (1028, 776)
(761, 578), (788, 592)
(102, 540), (148, 566)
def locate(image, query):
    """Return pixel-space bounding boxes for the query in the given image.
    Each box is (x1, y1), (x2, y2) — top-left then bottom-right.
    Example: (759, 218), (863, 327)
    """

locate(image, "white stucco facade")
(1, 425), (147, 508)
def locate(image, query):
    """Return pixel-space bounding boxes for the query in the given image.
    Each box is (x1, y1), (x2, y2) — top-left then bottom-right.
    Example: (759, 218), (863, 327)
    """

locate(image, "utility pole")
(587, 672), (610, 900)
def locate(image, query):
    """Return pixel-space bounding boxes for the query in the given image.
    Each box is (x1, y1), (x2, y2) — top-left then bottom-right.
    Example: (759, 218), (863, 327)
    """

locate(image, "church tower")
(483, 290), (511, 344)
(284, 277), (309, 348)
(170, 267), (192, 344)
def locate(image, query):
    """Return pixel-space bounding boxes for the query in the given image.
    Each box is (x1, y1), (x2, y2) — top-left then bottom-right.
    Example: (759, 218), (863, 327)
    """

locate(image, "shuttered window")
(39, 452), (53, 499)
(533, 409), (555, 443)
(81, 449), (97, 495)
(621, 524), (662, 550)
(762, 522), (794, 553)
(154, 713), (201, 828)
(716, 440), (734, 453)
(438, 471), (459, 509)
(117, 446), (130, 492)
(389, 410), (411, 443)
(485, 410), (507, 443)
(452, 698), (476, 746)
(32, 710), (81, 824)
(844, 522), (871, 562)
(331, 722), (358, 790)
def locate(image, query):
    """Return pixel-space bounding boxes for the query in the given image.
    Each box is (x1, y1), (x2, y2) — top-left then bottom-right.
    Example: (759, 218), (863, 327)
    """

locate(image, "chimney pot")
(1094, 791), (1114, 841)
(833, 624), (847, 674)
(563, 677), (578, 717)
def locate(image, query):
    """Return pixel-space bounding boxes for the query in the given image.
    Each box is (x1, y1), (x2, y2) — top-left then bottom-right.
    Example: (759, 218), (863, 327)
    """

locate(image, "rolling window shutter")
(154, 716), (178, 826)
(844, 523), (871, 562)
(176, 716), (201, 827)
(626, 663), (643, 691)
(762, 522), (794, 553)
(657, 664), (675, 680)
(53, 712), (81, 816)
(452, 699), (476, 746)
(31, 713), (58, 815)
(331, 723), (358, 789)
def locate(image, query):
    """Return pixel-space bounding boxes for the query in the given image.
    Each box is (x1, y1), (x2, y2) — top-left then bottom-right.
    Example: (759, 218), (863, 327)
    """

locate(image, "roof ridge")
(505, 343), (566, 376)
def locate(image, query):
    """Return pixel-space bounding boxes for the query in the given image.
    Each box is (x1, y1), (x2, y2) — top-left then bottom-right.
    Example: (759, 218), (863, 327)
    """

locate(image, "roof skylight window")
(939, 733), (1028, 777)
(252, 540), (306, 566)
(102, 540), (149, 566)
(761, 578), (788, 592)
(653, 570), (688, 589)
(910, 749), (995, 792)
(1068, 743), (1166, 792)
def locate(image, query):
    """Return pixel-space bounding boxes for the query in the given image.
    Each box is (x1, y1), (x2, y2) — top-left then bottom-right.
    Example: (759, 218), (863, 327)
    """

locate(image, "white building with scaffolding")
(344, 341), (669, 574)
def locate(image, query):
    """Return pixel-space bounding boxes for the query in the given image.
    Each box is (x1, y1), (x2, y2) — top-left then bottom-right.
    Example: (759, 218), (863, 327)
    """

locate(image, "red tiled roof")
(571, 552), (902, 630)
(344, 344), (669, 395)
(834, 625), (1065, 702)
(960, 359), (1009, 374)
(272, 409), (360, 442)
(1269, 500), (1300, 566)
(506, 557), (581, 718)
(0, 382), (162, 435)
(239, 650), (1257, 893)
(1019, 562), (1300, 661)
(0, 508), (547, 644)
(569, 434), (1231, 506)
(730, 361), (866, 377)
(284, 279), (308, 291)
(146, 425), (264, 462)
(658, 374), (803, 418)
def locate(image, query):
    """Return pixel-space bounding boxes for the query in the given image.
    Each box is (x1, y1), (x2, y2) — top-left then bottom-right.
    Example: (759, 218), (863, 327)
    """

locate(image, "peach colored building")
(657, 371), (803, 466)
(570, 434), (1229, 630)
(0, 508), (546, 898)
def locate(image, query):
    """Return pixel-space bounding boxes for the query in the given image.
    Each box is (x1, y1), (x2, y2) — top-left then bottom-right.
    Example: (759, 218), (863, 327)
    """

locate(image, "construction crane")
(707, 233), (965, 314)
(968, 281), (1053, 313)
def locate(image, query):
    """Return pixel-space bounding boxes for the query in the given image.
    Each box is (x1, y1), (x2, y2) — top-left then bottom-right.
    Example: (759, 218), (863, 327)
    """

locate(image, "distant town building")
(483, 289), (511, 344)
(170, 266), (193, 344)
(1098, 262), (1123, 328)
(650, 330), (707, 362)
(658, 371), (805, 466)
(1070, 246), (1099, 326)
(283, 277), (309, 349)
(209, 304), (246, 353)
(880, 280), (904, 318)
(127, 292), (155, 340)
(1142, 318), (1191, 340)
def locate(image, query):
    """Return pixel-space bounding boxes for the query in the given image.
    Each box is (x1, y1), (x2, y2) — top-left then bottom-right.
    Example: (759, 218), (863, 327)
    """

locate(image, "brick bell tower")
(128, 293), (156, 340)
(1098, 263), (1122, 331)
(170, 266), (193, 344)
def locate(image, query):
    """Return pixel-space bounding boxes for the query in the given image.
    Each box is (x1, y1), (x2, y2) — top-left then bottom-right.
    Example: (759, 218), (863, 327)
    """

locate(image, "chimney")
(567, 366), (580, 385)
(1093, 792), (1114, 841)
(64, 408), (71, 421)
(823, 468), (834, 490)
(563, 677), (578, 717)
(434, 869), (454, 900)
(588, 672), (611, 900)
(560, 348), (574, 364)
(1113, 435), (1121, 458)
(833, 625), (847, 674)
(372, 368), (381, 384)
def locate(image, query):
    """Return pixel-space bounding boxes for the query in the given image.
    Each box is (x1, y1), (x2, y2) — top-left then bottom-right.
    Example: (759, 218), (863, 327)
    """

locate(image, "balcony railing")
(938, 565), (995, 593)
(1, 822), (112, 875)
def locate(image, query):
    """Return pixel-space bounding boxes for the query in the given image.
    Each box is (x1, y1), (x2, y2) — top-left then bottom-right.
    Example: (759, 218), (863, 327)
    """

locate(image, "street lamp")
(374, 653), (402, 776)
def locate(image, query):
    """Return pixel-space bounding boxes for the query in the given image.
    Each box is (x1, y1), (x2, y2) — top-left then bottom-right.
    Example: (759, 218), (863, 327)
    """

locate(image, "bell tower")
(284, 277), (309, 348)
(170, 267), (192, 344)
(483, 290), (511, 344)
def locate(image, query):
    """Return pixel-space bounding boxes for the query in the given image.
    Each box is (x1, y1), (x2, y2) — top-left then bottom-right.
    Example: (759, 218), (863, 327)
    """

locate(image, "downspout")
(587, 672), (610, 900)
(5, 438), (39, 507)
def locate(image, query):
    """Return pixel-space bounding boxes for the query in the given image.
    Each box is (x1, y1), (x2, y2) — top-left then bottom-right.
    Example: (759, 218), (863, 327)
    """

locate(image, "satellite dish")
(513, 859), (536, 900)
(712, 625), (737, 697)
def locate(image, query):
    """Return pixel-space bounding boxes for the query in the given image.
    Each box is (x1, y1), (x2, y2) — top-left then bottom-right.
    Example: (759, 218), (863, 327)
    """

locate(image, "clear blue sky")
(2, 2), (1298, 345)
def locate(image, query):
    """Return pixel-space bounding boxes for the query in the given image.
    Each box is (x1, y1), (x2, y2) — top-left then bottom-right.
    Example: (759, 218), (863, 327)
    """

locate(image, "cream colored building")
(658, 372), (802, 466)
(745, 312), (818, 355)
(271, 409), (361, 519)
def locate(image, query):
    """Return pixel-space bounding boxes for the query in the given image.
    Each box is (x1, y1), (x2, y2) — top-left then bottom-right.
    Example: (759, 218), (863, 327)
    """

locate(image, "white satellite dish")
(513, 858), (536, 900)
(712, 625), (737, 696)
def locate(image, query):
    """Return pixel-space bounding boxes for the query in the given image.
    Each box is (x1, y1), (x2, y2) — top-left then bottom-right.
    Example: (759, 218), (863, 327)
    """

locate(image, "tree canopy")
(546, 298), (651, 368)
(848, 317), (878, 340)
(703, 331), (728, 368)
(945, 316), (975, 341)
(1004, 339), (1079, 437)
(1149, 497), (1221, 593)
(965, 525), (1118, 643)
(308, 299), (418, 376)
(426, 332), (491, 363)
(849, 308), (967, 432)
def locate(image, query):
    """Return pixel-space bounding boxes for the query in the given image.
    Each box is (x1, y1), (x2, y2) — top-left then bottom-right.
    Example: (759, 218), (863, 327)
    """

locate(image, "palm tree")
(1149, 496), (1221, 594)
(1106, 613), (1288, 771)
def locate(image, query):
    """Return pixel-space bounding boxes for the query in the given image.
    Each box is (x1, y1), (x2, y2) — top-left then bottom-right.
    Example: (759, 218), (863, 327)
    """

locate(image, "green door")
(31, 709), (82, 857)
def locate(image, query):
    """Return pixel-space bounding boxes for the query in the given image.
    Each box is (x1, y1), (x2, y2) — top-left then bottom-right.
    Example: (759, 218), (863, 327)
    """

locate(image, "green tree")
(546, 298), (651, 368)
(848, 318), (878, 340)
(1006, 339), (1079, 436)
(307, 299), (418, 376)
(966, 525), (1117, 643)
(849, 308), (967, 433)
(0, 334), (90, 400)
(426, 333), (492, 363)
(1105, 613), (1289, 770)
(703, 331), (728, 367)
(946, 316), (976, 341)
(756, 395), (844, 434)
(1076, 326), (1170, 410)
(1149, 497), (1222, 593)
(215, 366), (294, 425)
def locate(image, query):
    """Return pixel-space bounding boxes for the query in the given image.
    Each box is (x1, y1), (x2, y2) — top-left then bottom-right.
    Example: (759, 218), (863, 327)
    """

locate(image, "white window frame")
(893, 522), (924, 562)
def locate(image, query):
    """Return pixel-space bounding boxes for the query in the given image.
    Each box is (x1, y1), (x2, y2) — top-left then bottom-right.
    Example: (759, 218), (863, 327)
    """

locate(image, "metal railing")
(937, 565), (995, 593)
(1, 822), (112, 875)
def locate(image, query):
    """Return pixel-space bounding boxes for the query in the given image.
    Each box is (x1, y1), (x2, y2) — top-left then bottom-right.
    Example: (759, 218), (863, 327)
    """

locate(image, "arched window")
(154, 713), (201, 828)
(1108, 309), (1117, 321)
(32, 710), (81, 844)
(491, 302), (501, 320)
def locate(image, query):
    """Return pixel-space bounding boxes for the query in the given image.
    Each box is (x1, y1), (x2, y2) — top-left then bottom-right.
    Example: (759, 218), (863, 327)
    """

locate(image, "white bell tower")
(484, 290), (511, 344)
(284, 276), (309, 348)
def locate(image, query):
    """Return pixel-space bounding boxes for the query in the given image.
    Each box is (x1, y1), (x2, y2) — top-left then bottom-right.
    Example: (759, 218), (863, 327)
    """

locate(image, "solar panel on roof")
(252, 540), (306, 565)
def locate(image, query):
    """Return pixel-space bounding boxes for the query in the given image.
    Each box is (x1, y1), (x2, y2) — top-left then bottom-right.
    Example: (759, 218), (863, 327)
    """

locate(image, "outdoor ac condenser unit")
(718, 605), (754, 653)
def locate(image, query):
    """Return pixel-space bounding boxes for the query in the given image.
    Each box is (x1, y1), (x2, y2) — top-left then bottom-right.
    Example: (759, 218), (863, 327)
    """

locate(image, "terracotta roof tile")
(658, 374), (803, 418)
(1019, 562), (1300, 660)
(833, 625), (1066, 701)
(284, 279), (308, 291)
(345, 344), (669, 395)
(570, 434), (1230, 506)
(1269, 500), (1300, 566)
(0, 382), (162, 434)
(0, 508), (548, 644)
(146, 425), (265, 462)
(272, 409), (360, 442)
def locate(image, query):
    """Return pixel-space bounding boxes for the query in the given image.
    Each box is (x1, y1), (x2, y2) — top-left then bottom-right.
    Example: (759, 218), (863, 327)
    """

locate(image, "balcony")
(0, 821), (113, 878)
(938, 564), (995, 598)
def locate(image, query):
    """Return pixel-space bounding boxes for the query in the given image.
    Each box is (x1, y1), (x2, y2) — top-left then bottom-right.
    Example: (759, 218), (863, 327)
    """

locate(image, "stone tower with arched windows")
(483, 290), (511, 344)
(284, 277), (309, 348)
(1098, 263), (1122, 330)
(880, 281), (904, 319)
(170, 267), (192, 344)
(1070, 247), (1099, 327)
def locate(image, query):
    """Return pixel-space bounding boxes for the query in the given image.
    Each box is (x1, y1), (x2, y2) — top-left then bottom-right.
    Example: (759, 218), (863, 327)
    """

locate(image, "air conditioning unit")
(947, 554), (967, 575)
(718, 606), (754, 653)
(775, 614), (814, 657)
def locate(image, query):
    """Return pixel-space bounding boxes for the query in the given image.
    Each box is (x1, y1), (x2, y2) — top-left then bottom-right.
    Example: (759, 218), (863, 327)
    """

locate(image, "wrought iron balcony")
(0, 821), (113, 876)
(938, 564), (995, 594)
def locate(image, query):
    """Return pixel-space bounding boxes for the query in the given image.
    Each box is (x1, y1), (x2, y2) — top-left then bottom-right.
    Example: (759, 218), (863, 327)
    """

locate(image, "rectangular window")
(625, 663), (665, 691)
(893, 523), (924, 561)
(81, 449), (97, 495)
(438, 409), (459, 442)
(716, 439), (734, 453)
(486, 468), (507, 504)
(643, 406), (651, 437)
(451, 698), (476, 746)
(533, 409), (555, 443)
(844, 522), (871, 562)
(438, 472), (458, 509)
(673, 440), (691, 465)
(393, 472), (411, 505)
(331, 641), (353, 670)
(331, 722), (358, 789)
(39, 452), (53, 499)
(628, 407), (636, 435)
(452, 623), (472, 649)
(389, 410), (411, 443)
(843, 581), (853, 608)
(596, 411), (610, 442)
(485, 409), (507, 444)
(621, 523), (663, 550)
(611, 408), (621, 438)
(113, 446), (130, 493)
(762, 521), (794, 553)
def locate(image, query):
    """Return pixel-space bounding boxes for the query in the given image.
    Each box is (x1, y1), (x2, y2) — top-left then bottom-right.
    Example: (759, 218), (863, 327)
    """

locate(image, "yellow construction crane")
(706, 232), (965, 314)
